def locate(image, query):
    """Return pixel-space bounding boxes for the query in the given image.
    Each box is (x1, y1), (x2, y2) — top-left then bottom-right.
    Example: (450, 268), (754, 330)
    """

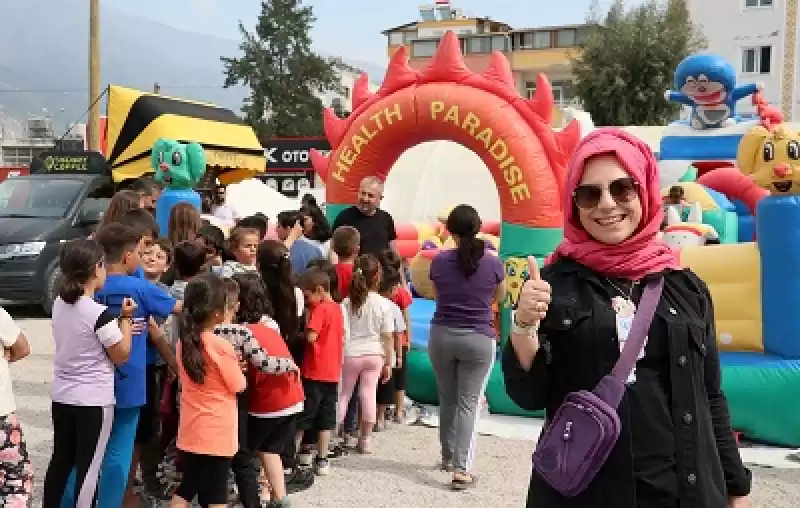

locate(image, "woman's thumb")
(527, 256), (541, 281)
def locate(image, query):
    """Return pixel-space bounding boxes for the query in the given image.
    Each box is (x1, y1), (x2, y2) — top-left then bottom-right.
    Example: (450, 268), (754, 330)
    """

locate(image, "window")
(556, 29), (576, 47)
(525, 81), (537, 99)
(745, 0), (773, 7)
(412, 40), (438, 58)
(552, 85), (564, 105)
(468, 37), (491, 53)
(492, 36), (508, 52)
(534, 31), (551, 49)
(519, 33), (534, 49)
(388, 32), (404, 45)
(0, 178), (84, 219)
(742, 46), (772, 74)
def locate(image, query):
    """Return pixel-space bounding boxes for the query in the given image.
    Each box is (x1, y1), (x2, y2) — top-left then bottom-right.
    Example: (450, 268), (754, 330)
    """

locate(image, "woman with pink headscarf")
(503, 128), (750, 508)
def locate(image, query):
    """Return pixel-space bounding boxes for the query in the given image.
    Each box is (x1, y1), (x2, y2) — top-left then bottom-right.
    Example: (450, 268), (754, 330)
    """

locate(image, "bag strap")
(610, 278), (664, 383)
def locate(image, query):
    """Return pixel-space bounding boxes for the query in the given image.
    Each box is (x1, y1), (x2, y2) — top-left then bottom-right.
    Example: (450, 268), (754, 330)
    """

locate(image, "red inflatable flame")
(697, 166), (769, 215)
(312, 31), (582, 228)
(752, 91), (783, 131)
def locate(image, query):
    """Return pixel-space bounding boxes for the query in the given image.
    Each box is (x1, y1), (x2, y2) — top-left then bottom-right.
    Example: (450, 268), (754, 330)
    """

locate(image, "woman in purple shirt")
(428, 205), (505, 491)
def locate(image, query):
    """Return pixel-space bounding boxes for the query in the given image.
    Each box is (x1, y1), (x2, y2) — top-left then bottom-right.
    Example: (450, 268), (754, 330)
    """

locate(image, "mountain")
(0, 0), (386, 134)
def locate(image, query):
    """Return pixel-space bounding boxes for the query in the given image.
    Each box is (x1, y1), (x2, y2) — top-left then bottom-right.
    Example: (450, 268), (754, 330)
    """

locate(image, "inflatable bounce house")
(310, 31), (582, 417)
(659, 54), (800, 446)
(660, 53), (764, 184)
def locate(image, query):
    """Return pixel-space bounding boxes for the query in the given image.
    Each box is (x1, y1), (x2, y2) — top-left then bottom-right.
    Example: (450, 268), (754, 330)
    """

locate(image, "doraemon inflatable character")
(151, 138), (206, 236)
(666, 54), (761, 130)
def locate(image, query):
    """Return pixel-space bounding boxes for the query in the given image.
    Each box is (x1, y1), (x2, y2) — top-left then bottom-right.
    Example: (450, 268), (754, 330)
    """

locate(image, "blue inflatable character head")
(666, 53), (760, 130)
(674, 54), (736, 104)
(151, 138), (206, 190)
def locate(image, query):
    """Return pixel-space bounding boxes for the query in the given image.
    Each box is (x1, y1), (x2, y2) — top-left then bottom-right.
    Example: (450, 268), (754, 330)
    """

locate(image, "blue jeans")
(344, 378), (360, 433)
(61, 406), (140, 508)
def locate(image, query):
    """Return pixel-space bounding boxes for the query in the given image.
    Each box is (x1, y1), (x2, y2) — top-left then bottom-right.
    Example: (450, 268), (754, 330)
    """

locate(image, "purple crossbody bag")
(531, 278), (663, 497)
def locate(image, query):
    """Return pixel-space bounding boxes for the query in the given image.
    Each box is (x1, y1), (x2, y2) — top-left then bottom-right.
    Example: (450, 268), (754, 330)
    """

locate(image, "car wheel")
(42, 261), (61, 316)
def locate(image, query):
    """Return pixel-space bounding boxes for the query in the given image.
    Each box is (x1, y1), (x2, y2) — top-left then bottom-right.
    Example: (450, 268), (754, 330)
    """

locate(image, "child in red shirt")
(379, 249), (413, 422)
(294, 268), (345, 476)
(331, 226), (360, 299)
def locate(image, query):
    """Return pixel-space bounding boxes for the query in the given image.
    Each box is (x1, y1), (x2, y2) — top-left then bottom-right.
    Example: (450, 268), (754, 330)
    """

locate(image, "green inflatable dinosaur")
(151, 137), (206, 190)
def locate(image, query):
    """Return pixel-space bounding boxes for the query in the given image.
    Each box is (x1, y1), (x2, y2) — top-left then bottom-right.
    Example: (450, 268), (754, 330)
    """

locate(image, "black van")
(0, 151), (115, 313)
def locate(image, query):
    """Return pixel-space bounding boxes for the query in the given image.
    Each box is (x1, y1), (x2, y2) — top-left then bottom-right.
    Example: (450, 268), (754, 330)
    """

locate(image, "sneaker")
(285, 468), (315, 494)
(343, 434), (358, 449)
(328, 444), (348, 459)
(265, 497), (292, 507)
(315, 458), (331, 476)
(296, 452), (314, 467)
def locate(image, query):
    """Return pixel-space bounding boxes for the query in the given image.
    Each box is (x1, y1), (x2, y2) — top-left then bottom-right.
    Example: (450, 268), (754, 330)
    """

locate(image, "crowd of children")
(30, 180), (414, 507)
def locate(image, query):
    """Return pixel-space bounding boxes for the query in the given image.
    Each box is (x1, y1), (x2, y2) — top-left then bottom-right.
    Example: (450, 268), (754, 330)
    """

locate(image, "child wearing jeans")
(295, 268), (344, 475)
(171, 273), (246, 508)
(337, 254), (394, 453)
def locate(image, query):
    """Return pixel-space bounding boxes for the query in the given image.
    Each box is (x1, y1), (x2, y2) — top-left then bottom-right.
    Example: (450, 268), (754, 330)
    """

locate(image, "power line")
(0, 85), (234, 94)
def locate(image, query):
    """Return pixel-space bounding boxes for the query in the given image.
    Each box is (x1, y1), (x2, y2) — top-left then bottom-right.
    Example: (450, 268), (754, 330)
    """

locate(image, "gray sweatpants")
(428, 324), (496, 473)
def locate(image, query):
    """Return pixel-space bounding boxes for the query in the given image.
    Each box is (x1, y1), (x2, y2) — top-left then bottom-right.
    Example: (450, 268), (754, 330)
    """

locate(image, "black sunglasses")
(572, 177), (638, 209)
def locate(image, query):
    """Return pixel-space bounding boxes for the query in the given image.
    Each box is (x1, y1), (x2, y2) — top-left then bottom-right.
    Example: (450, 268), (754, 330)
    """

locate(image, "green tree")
(571, 0), (706, 126)
(221, 0), (341, 138)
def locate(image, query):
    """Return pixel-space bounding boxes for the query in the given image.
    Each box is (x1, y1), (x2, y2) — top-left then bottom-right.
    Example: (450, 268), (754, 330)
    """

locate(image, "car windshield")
(0, 178), (84, 219)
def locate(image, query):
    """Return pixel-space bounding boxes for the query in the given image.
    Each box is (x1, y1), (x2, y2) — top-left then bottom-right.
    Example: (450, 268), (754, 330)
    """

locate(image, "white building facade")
(688, 0), (798, 120)
(316, 59), (381, 116)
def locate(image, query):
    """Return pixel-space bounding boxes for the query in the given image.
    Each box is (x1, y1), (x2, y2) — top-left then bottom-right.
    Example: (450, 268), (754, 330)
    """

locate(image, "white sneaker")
(297, 452), (314, 467)
(315, 458), (331, 476)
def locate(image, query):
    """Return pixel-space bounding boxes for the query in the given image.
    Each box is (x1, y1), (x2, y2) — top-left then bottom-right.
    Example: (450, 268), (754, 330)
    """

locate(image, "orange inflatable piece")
(310, 31), (579, 230)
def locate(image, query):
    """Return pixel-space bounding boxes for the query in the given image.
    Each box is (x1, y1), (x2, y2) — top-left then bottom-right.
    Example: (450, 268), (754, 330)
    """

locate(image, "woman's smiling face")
(575, 154), (643, 245)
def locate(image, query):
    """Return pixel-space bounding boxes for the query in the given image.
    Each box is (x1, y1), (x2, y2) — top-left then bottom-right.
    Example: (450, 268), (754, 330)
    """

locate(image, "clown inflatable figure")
(151, 138), (206, 236)
(666, 54), (761, 130)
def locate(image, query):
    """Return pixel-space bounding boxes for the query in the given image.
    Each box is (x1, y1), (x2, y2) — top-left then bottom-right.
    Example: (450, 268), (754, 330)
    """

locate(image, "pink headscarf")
(549, 128), (679, 280)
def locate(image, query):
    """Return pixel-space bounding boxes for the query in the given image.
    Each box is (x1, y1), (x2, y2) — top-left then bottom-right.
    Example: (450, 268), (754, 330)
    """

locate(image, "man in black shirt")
(331, 176), (397, 256)
(330, 176), (397, 442)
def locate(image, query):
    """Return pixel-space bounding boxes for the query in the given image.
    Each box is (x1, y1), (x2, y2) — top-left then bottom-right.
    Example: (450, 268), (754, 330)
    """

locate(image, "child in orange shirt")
(172, 274), (246, 508)
(295, 268), (345, 476)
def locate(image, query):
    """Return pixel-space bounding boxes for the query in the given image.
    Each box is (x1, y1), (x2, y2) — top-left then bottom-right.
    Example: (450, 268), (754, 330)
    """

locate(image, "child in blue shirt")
(60, 219), (182, 508)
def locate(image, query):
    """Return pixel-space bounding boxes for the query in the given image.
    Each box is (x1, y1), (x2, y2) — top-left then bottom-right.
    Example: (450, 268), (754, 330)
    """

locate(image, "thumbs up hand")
(514, 257), (551, 328)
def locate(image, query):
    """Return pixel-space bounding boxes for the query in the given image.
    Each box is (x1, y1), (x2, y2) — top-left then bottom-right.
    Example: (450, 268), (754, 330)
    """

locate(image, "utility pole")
(88, 0), (100, 152)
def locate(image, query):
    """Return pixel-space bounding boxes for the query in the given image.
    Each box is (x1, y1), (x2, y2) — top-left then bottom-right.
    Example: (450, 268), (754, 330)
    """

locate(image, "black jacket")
(502, 258), (751, 508)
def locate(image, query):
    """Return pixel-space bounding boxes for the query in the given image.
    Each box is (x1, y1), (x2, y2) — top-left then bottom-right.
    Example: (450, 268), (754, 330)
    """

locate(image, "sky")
(106, 0), (639, 65)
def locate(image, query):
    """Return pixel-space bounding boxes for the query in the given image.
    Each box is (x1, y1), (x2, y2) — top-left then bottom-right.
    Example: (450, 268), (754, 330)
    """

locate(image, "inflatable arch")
(311, 31), (581, 319)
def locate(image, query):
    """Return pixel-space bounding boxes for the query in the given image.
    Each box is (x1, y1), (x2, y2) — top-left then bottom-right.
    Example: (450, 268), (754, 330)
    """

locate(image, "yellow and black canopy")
(105, 85), (265, 184)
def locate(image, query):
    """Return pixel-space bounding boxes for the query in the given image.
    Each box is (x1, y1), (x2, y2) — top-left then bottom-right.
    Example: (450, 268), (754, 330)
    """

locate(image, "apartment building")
(689, 0), (799, 120)
(382, 1), (588, 110)
(317, 58), (381, 116)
